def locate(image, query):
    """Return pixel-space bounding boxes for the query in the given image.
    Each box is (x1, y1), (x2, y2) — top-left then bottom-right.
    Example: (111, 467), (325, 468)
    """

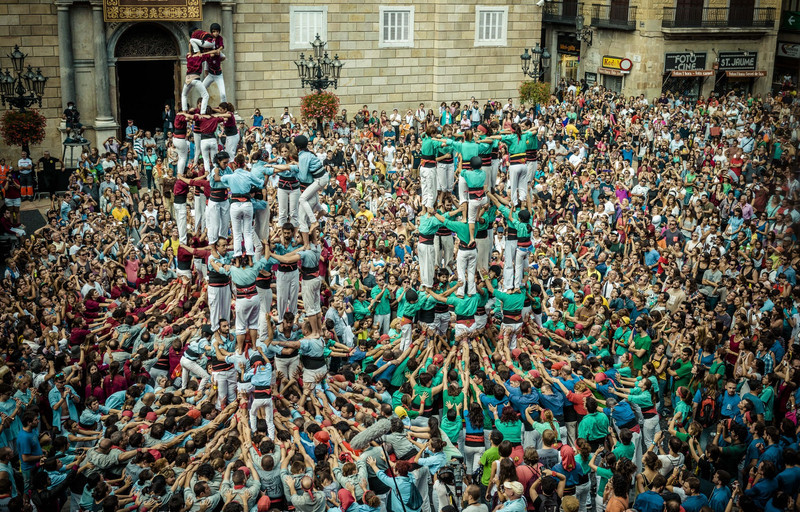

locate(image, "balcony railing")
(591, 4), (637, 30)
(543, 1), (582, 25)
(661, 6), (775, 28)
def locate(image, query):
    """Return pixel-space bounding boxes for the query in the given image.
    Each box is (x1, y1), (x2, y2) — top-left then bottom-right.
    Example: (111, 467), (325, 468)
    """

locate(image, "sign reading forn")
(104, 0), (202, 22)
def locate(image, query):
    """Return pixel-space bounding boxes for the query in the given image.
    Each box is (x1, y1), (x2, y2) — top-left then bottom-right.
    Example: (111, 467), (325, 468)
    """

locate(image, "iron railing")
(591, 4), (637, 30)
(543, 1), (582, 25)
(661, 6), (776, 28)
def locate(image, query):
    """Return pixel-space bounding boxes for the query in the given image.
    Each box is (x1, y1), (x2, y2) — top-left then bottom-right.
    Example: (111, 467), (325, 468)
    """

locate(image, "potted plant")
(300, 90), (340, 137)
(518, 81), (551, 111)
(0, 109), (47, 154)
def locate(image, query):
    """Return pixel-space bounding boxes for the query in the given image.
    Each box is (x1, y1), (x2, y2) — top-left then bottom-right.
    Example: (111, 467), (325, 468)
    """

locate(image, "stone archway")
(108, 22), (187, 135)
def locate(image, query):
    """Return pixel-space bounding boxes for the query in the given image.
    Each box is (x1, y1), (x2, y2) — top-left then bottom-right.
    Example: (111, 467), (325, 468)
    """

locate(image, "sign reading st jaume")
(104, 0), (202, 22)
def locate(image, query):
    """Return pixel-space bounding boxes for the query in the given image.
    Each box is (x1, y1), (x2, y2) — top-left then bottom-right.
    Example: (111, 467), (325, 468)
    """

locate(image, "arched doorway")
(114, 23), (181, 135)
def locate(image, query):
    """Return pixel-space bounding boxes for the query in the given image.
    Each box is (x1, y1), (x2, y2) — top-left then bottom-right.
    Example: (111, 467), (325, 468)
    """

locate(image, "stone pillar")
(221, 2), (237, 110)
(56, 2), (75, 144)
(92, 3), (118, 147)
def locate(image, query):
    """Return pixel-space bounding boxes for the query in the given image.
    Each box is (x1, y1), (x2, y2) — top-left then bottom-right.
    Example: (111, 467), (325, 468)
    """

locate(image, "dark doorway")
(675, 0), (703, 27)
(729, 0), (755, 26)
(113, 22), (180, 137)
(117, 60), (176, 134)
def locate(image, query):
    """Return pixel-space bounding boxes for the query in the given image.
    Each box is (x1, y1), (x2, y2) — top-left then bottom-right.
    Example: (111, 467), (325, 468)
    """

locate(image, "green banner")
(783, 11), (800, 30)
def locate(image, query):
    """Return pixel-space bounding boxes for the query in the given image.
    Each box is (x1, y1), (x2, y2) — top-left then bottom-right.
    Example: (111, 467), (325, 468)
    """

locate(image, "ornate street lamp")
(576, 15), (593, 46)
(295, 34), (345, 91)
(520, 43), (551, 81)
(0, 45), (48, 111)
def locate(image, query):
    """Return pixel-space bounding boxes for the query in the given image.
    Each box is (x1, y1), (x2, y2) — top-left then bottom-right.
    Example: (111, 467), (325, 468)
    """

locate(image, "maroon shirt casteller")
(207, 35), (224, 75)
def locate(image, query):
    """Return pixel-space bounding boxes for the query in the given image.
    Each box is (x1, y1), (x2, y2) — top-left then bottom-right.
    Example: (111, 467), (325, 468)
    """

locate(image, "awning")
(725, 70), (767, 78)
(669, 69), (714, 77)
(598, 67), (624, 76)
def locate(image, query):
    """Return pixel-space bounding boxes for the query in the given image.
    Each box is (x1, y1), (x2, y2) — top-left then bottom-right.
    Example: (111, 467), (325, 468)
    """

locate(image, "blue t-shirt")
(17, 428), (42, 471)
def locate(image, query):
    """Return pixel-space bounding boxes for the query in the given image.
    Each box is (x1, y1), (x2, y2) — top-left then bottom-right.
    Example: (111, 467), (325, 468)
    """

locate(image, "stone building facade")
(0, 0), (541, 160)
(542, 0), (780, 100)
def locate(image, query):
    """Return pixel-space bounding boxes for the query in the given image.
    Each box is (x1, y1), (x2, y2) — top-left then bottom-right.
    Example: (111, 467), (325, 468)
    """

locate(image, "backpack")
(538, 492), (561, 512)
(695, 396), (718, 428)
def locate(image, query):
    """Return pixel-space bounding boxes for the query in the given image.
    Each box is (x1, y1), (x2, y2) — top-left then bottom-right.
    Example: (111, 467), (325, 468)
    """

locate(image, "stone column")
(221, 2), (237, 109)
(91, 3), (118, 147)
(56, 2), (75, 108)
(56, 2), (75, 145)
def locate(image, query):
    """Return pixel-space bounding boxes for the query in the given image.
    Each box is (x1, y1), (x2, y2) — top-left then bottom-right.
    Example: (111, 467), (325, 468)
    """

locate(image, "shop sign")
(725, 70), (767, 78)
(557, 35), (580, 56)
(670, 69), (714, 77)
(718, 51), (757, 70)
(664, 52), (707, 71)
(602, 56), (633, 72)
(778, 42), (800, 58)
(598, 67), (624, 76)
(585, 72), (597, 85)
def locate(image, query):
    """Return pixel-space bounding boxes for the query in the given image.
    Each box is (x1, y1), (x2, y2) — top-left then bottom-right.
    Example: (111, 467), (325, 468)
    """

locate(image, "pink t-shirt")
(125, 258), (140, 285)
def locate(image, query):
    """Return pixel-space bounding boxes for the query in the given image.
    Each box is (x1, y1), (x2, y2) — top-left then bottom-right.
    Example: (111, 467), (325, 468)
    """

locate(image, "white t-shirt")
(17, 158), (33, 173)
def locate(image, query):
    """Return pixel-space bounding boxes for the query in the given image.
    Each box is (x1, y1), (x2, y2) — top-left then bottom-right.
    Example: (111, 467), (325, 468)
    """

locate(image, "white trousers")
(508, 163), (529, 206)
(180, 357), (210, 391)
(276, 270), (299, 322)
(193, 133), (202, 165)
(420, 165), (437, 208)
(257, 287), (273, 339)
(202, 72), (227, 102)
(433, 313), (450, 336)
(476, 228), (492, 271)
(456, 247), (477, 295)
(235, 294), (260, 334)
(374, 314), (390, 335)
(254, 206), (270, 241)
(436, 163), (454, 192)
(214, 368), (238, 408)
(418, 242), (436, 288)
(275, 356), (300, 382)
(174, 202), (188, 244)
(208, 284), (231, 331)
(194, 193), (206, 232)
(205, 200), (229, 244)
(181, 79), (209, 113)
(513, 247), (529, 289)
(301, 276), (322, 316)
(230, 200), (255, 256)
(490, 158), (500, 191)
(224, 132), (240, 157)
(503, 239), (518, 290)
(173, 137), (189, 176)
(277, 187), (300, 227)
(250, 397), (275, 437)
(200, 138), (218, 174)
(299, 174), (328, 232)
(435, 235), (454, 268)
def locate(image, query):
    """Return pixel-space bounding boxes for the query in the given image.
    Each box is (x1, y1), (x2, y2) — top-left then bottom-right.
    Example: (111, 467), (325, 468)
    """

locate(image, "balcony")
(661, 6), (775, 29)
(543, 1), (582, 25)
(590, 4), (637, 31)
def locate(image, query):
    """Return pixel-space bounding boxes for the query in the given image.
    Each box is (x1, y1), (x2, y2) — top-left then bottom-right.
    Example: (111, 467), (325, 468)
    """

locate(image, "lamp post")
(576, 15), (593, 47)
(294, 35), (344, 92)
(294, 34), (344, 132)
(520, 43), (551, 81)
(0, 45), (48, 112)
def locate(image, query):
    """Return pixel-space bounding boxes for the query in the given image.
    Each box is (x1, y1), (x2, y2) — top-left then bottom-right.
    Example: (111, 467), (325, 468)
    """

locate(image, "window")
(475, 6), (508, 46)
(379, 6), (414, 48)
(289, 6), (328, 50)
